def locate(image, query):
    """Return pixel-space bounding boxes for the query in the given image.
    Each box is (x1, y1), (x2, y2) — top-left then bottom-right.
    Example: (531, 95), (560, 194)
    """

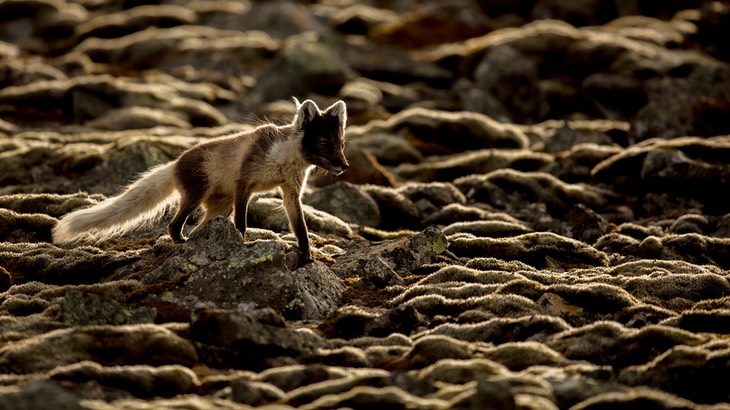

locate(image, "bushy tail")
(52, 162), (179, 244)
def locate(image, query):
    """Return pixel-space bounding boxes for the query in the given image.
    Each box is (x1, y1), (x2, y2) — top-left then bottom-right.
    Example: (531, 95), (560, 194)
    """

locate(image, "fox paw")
(297, 249), (313, 267)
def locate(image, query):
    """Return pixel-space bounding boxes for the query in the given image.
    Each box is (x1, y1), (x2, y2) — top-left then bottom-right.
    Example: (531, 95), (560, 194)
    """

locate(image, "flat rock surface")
(1, 0), (730, 408)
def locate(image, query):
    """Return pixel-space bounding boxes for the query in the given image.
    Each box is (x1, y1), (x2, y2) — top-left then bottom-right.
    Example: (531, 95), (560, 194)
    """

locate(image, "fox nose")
(332, 161), (348, 175)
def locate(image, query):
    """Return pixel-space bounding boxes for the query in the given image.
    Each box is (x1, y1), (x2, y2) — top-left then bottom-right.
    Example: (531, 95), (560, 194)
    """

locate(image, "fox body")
(52, 99), (349, 262)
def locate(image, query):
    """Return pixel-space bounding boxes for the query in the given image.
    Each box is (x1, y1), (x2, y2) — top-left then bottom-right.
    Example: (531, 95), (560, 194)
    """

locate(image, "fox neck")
(265, 124), (313, 173)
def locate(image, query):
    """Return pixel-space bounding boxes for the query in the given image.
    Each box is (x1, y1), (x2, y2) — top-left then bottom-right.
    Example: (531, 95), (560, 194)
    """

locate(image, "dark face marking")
(299, 113), (349, 175)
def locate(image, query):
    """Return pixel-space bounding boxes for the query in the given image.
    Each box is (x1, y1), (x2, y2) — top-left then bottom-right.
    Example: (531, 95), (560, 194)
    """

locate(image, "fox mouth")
(316, 163), (349, 176)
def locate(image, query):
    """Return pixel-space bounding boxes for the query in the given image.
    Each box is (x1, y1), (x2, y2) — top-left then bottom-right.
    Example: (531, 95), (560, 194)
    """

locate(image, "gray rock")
(349, 132), (423, 166)
(633, 66), (730, 141)
(471, 45), (547, 123)
(304, 181), (381, 227)
(558, 203), (610, 244)
(189, 307), (325, 370)
(592, 136), (730, 216)
(252, 33), (353, 102)
(368, 1), (489, 49)
(360, 185), (421, 230)
(377, 226), (449, 275)
(0, 381), (87, 410)
(140, 217), (345, 320)
(341, 40), (453, 87)
(249, 197), (353, 239)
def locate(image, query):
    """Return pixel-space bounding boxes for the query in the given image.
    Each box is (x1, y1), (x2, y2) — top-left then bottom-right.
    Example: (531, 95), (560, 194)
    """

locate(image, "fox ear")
(326, 100), (347, 125)
(295, 99), (320, 130)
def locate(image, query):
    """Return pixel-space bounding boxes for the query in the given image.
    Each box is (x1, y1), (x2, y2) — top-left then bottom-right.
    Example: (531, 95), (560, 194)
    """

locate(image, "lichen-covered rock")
(377, 226), (449, 275)
(0, 75), (227, 126)
(591, 136), (730, 216)
(617, 344), (730, 404)
(48, 361), (199, 399)
(0, 208), (56, 242)
(0, 134), (190, 196)
(546, 322), (705, 368)
(59, 289), (155, 326)
(230, 377), (285, 406)
(442, 220), (533, 238)
(454, 169), (614, 218)
(426, 315), (571, 344)
(393, 149), (552, 183)
(74, 4), (199, 42)
(138, 217), (345, 320)
(0, 323), (198, 374)
(0, 242), (141, 284)
(570, 387), (706, 410)
(449, 232), (610, 269)
(347, 107), (529, 155)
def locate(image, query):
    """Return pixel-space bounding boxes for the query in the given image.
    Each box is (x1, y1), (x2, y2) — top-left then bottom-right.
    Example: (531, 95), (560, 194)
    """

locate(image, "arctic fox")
(52, 98), (349, 262)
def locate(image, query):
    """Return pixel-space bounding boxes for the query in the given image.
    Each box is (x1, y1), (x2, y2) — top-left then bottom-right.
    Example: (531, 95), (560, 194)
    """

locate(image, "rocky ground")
(1, 0), (730, 408)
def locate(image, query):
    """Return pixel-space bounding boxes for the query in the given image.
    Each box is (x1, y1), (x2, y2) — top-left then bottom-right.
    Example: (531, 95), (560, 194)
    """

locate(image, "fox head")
(294, 98), (349, 175)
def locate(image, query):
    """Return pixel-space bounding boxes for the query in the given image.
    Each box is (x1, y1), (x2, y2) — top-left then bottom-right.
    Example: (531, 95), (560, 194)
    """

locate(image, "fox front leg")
(281, 184), (312, 265)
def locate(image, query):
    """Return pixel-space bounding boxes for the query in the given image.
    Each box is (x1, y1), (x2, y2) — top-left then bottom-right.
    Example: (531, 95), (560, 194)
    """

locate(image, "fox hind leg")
(190, 194), (233, 237)
(233, 183), (253, 242)
(168, 191), (204, 243)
